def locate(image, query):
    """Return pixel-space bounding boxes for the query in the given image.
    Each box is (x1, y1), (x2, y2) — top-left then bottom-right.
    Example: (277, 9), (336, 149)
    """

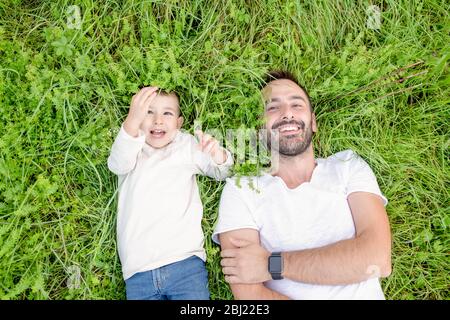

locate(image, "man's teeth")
(279, 126), (299, 132)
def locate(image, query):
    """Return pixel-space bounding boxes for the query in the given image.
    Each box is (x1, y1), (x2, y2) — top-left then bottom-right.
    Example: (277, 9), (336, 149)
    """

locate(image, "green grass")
(0, 0), (448, 299)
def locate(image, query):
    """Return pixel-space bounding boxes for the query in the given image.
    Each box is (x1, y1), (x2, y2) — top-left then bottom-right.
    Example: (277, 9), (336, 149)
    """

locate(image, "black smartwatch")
(268, 252), (284, 280)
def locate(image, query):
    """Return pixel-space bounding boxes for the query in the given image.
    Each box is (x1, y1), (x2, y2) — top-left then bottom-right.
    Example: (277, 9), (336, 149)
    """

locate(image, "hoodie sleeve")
(107, 124), (146, 175)
(189, 134), (234, 181)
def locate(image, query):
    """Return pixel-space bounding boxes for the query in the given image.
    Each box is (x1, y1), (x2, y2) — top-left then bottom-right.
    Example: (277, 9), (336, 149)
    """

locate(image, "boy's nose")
(154, 115), (163, 124)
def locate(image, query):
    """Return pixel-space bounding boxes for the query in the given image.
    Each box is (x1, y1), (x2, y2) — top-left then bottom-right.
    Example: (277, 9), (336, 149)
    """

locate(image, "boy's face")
(139, 93), (184, 149)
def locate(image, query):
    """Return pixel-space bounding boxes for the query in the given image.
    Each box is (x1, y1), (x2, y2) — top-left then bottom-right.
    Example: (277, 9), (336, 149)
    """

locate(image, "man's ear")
(312, 113), (317, 133)
(177, 116), (184, 129)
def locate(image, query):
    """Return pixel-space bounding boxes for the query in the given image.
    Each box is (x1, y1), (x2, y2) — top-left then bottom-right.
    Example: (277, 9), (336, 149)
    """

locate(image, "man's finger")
(222, 266), (237, 276)
(221, 249), (237, 258)
(220, 258), (237, 267)
(224, 275), (241, 284)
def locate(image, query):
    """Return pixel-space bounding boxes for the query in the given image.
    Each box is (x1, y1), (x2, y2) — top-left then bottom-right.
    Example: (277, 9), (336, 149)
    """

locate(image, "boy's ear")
(177, 116), (184, 129)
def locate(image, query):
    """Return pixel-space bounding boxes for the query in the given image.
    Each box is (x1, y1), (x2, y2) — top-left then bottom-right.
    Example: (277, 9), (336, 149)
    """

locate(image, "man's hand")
(219, 229), (291, 299)
(123, 86), (159, 137)
(220, 238), (272, 284)
(195, 130), (227, 165)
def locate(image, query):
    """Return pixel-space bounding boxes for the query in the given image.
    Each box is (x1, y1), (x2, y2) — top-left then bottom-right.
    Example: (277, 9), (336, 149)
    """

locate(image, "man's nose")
(280, 104), (294, 120)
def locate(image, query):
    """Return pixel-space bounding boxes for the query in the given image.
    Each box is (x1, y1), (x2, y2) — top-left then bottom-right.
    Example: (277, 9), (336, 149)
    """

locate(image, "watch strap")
(269, 252), (284, 280)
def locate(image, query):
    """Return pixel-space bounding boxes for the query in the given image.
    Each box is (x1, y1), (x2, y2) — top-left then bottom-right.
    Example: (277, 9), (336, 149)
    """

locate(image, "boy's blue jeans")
(125, 255), (210, 300)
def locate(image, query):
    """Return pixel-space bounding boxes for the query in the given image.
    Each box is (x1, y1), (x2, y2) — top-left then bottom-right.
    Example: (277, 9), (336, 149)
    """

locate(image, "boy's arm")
(108, 87), (158, 175)
(193, 131), (234, 180)
(198, 148), (233, 181)
(107, 124), (146, 175)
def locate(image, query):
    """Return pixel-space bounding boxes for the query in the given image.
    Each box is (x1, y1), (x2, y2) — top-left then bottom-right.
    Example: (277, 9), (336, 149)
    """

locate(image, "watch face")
(269, 256), (282, 273)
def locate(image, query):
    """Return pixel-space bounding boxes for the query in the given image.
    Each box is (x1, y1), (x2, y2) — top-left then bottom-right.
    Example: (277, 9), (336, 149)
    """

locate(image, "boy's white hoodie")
(108, 125), (233, 280)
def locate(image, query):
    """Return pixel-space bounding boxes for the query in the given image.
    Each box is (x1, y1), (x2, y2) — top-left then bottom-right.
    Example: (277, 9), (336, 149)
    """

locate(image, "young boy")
(107, 86), (233, 300)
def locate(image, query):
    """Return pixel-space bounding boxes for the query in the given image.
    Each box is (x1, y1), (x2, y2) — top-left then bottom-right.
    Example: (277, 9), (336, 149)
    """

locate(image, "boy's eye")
(164, 112), (173, 116)
(267, 106), (278, 111)
(147, 110), (153, 114)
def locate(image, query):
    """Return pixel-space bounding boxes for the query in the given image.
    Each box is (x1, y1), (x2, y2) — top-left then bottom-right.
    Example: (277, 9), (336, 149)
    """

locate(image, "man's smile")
(278, 124), (301, 136)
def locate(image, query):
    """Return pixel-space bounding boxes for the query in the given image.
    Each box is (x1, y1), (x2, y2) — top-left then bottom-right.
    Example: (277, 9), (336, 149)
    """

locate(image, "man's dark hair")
(263, 70), (313, 112)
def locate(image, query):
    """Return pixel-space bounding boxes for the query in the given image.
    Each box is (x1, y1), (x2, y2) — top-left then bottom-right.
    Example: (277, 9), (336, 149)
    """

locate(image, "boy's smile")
(149, 128), (166, 138)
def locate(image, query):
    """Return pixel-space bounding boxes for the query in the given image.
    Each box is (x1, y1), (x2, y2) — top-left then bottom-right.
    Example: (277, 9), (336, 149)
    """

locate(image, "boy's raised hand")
(195, 130), (228, 165)
(123, 86), (159, 137)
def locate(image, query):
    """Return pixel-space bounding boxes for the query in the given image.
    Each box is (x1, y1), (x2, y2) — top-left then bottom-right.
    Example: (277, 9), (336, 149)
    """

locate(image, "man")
(212, 70), (392, 299)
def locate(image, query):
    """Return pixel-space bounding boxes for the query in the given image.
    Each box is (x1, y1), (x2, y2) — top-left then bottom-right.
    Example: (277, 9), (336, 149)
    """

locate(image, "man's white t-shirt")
(108, 126), (233, 280)
(212, 150), (388, 300)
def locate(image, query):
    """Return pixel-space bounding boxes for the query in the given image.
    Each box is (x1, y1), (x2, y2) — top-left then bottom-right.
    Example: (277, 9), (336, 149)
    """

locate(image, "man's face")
(140, 93), (184, 149)
(262, 79), (317, 156)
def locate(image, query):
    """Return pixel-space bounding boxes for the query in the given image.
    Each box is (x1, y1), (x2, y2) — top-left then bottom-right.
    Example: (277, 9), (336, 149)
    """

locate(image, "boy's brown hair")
(158, 89), (181, 116)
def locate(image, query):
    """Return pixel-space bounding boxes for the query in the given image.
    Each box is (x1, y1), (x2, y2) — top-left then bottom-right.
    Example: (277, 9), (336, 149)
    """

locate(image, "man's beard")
(265, 119), (313, 156)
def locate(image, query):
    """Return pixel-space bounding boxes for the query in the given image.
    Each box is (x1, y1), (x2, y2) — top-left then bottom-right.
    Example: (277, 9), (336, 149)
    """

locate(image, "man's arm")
(282, 192), (391, 285)
(219, 229), (290, 300)
(222, 192), (392, 286)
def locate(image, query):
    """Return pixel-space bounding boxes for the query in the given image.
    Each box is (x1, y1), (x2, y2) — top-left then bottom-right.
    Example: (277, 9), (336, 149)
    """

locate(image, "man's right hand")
(123, 86), (159, 137)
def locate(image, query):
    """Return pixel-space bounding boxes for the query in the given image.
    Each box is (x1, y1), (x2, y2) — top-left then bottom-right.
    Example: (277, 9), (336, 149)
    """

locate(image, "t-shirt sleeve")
(344, 150), (388, 206)
(212, 178), (258, 245)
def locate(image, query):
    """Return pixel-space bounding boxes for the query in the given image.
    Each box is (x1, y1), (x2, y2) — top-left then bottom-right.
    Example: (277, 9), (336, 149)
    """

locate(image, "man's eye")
(267, 106), (277, 111)
(292, 104), (302, 108)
